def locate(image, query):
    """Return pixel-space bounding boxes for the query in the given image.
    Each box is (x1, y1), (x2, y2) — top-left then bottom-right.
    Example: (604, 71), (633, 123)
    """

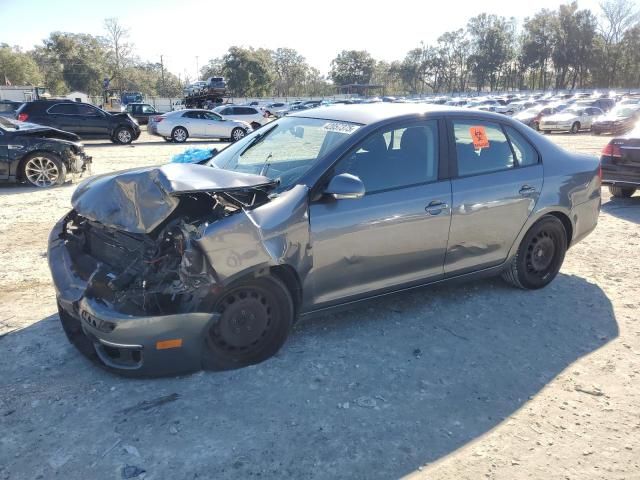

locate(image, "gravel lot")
(1, 130), (639, 480)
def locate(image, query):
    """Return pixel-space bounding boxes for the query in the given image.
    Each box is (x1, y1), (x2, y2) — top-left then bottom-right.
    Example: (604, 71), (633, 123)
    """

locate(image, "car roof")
(288, 103), (498, 125)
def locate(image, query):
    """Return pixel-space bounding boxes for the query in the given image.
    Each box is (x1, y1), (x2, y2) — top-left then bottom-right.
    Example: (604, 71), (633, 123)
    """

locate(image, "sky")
(1, 0), (606, 81)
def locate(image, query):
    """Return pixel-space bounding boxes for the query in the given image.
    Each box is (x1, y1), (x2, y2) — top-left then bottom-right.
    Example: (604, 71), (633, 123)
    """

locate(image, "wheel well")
(546, 211), (573, 249)
(269, 265), (303, 319)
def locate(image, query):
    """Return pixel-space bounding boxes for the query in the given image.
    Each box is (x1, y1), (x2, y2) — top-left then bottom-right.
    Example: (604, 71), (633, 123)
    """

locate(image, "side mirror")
(325, 173), (365, 200)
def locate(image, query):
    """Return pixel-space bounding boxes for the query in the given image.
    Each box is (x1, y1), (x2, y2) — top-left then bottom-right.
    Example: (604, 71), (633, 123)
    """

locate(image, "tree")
(598, 0), (640, 86)
(219, 46), (274, 96)
(272, 48), (308, 96)
(33, 32), (109, 95)
(466, 14), (516, 91)
(0, 44), (42, 86)
(104, 18), (133, 90)
(521, 10), (557, 90)
(437, 30), (471, 92)
(329, 50), (375, 86)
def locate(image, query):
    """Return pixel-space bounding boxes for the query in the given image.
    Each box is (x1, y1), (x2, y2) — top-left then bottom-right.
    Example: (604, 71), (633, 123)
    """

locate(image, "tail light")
(601, 142), (622, 158)
(17, 112), (28, 122)
(152, 116), (164, 123)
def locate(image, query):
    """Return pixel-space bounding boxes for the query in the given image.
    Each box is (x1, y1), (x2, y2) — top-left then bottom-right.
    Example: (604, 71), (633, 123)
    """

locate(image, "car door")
(45, 103), (80, 133)
(203, 111), (228, 138)
(306, 119), (452, 307)
(445, 119), (543, 275)
(76, 104), (110, 136)
(183, 111), (207, 137)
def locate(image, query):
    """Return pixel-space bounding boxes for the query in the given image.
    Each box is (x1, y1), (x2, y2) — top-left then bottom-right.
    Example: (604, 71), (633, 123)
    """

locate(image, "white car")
(539, 106), (604, 134)
(148, 109), (252, 143)
(213, 105), (269, 128)
(466, 99), (512, 114)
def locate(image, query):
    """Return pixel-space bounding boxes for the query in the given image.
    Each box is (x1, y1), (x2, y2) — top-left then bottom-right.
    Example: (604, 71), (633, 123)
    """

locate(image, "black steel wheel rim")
(525, 230), (556, 278)
(210, 287), (273, 352)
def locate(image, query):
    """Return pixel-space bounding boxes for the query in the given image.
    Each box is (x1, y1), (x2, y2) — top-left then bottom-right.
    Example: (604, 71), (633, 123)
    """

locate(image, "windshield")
(208, 116), (361, 189)
(612, 107), (637, 117)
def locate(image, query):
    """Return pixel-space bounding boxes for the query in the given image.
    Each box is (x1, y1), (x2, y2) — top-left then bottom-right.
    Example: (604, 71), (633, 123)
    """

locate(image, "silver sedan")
(148, 109), (252, 143)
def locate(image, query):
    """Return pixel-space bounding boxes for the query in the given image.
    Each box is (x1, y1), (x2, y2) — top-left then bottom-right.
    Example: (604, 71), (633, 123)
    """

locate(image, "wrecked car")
(48, 104), (601, 376)
(1, 116), (91, 187)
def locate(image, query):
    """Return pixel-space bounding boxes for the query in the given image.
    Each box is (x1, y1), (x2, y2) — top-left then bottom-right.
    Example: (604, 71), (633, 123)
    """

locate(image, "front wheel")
(202, 276), (294, 371)
(609, 185), (636, 198)
(114, 127), (134, 144)
(22, 153), (67, 187)
(570, 122), (580, 134)
(231, 127), (247, 142)
(502, 216), (567, 290)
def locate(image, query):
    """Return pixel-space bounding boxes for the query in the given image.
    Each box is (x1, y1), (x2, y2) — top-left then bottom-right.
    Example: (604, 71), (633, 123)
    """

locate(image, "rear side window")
(48, 103), (79, 115)
(453, 120), (514, 176)
(504, 126), (539, 166)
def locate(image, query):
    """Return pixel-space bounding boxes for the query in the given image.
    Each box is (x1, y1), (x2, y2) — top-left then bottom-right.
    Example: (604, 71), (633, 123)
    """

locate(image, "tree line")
(1, 0), (639, 99)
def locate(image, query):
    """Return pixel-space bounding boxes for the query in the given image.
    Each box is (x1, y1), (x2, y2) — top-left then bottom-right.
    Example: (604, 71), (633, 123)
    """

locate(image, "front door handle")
(519, 185), (537, 195)
(425, 200), (449, 215)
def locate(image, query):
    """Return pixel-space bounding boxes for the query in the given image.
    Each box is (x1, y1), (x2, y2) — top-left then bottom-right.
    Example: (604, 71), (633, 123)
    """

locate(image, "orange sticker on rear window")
(470, 126), (490, 149)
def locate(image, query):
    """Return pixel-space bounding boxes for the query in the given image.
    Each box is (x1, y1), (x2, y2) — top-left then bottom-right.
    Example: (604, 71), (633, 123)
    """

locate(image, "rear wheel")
(114, 126), (134, 144)
(609, 185), (636, 198)
(172, 127), (188, 143)
(570, 122), (580, 134)
(502, 216), (567, 290)
(22, 153), (67, 187)
(202, 276), (293, 371)
(231, 127), (246, 142)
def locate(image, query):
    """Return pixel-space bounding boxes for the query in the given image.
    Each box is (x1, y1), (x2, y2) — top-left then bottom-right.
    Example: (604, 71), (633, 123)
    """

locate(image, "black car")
(0, 116), (91, 187)
(600, 126), (640, 197)
(16, 100), (141, 144)
(124, 103), (164, 125)
(0, 100), (22, 118)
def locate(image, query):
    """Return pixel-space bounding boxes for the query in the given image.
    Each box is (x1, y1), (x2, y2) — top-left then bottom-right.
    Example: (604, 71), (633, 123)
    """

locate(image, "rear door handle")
(425, 200), (449, 215)
(519, 185), (537, 195)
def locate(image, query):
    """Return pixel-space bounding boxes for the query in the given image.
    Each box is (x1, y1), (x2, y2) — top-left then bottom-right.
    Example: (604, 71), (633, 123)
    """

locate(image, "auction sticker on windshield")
(470, 126), (490, 149)
(323, 122), (360, 134)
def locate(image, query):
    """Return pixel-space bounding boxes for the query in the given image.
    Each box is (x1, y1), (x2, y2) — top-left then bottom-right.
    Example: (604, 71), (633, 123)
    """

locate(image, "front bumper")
(48, 216), (218, 377)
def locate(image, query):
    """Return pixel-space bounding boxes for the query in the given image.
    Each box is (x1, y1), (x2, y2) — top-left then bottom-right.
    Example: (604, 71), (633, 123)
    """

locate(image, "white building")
(65, 91), (90, 103)
(0, 86), (38, 102)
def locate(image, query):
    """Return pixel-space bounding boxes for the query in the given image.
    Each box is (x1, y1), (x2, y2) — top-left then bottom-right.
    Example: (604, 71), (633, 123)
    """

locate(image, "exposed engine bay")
(60, 187), (272, 316)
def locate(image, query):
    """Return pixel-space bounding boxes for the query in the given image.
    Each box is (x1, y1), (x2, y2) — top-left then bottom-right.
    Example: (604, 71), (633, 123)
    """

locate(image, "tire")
(231, 127), (247, 142)
(609, 185), (636, 198)
(163, 137), (173, 142)
(172, 127), (188, 143)
(250, 122), (262, 130)
(114, 126), (134, 144)
(502, 216), (567, 290)
(22, 152), (67, 187)
(570, 122), (580, 134)
(202, 276), (294, 371)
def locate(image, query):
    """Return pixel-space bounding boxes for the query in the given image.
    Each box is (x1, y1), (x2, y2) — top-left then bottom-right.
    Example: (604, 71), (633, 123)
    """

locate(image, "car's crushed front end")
(48, 163), (296, 376)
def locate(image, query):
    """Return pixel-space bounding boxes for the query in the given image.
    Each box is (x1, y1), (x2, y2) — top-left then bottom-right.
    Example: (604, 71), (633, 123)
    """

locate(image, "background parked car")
(15, 100), (141, 144)
(213, 105), (269, 128)
(206, 77), (227, 96)
(0, 116), (91, 187)
(539, 106), (603, 134)
(514, 105), (562, 130)
(0, 100), (22, 118)
(576, 98), (615, 112)
(592, 106), (640, 135)
(148, 109), (252, 143)
(600, 126), (640, 197)
(124, 103), (164, 125)
(263, 102), (287, 116)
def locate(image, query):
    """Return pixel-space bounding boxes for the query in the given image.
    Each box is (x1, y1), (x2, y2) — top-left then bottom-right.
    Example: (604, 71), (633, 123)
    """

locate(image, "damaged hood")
(71, 163), (277, 234)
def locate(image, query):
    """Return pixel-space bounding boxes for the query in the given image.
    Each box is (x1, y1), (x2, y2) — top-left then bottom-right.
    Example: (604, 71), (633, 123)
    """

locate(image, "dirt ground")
(0, 130), (639, 480)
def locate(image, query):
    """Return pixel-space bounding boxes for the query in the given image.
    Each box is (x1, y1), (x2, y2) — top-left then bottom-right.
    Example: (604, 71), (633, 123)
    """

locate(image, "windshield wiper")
(260, 152), (273, 176)
(239, 124), (278, 157)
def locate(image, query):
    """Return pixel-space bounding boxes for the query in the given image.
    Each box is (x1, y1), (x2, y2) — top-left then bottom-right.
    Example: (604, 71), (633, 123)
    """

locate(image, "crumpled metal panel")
(71, 163), (276, 234)
(197, 184), (312, 284)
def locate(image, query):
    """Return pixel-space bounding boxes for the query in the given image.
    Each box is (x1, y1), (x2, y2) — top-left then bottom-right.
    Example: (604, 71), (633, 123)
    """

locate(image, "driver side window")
(334, 121), (439, 194)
